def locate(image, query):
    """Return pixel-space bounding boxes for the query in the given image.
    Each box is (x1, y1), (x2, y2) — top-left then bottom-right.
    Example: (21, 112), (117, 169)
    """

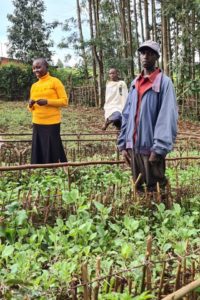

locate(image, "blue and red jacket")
(117, 72), (178, 156)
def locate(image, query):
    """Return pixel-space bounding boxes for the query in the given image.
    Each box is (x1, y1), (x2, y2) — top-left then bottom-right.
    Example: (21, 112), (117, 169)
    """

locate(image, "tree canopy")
(7, 0), (55, 63)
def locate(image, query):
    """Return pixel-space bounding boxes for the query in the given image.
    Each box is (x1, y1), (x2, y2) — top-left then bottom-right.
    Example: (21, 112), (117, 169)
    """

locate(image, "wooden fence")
(69, 85), (96, 106)
(67, 84), (200, 120)
(63, 245), (200, 300)
(0, 131), (199, 166)
(179, 96), (200, 120)
(0, 157), (199, 225)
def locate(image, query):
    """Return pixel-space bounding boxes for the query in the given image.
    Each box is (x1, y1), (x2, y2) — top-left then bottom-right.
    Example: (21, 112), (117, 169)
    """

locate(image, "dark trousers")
(128, 149), (167, 191)
(108, 111), (122, 129)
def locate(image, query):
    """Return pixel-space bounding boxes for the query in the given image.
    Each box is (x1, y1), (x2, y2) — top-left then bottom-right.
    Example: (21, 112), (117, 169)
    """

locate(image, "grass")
(0, 100), (200, 135)
(0, 100), (105, 134)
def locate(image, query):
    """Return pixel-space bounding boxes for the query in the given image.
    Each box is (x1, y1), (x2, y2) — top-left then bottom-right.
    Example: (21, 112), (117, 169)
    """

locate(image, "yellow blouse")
(29, 72), (68, 124)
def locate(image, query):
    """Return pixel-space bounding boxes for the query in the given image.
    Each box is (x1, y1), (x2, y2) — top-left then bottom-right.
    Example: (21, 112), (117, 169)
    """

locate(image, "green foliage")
(99, 291), (153, 299)
(7, 0), (55, 62)
(0, 63), (34, 101)
(60, 0), (137, 82)
(50, 66), (88, 86)
(0, 163), (199, 298)
(0, 64), (86, 101)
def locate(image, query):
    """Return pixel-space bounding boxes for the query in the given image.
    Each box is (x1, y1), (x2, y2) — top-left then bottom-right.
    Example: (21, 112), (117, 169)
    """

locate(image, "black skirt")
(31, 123), (67, 164)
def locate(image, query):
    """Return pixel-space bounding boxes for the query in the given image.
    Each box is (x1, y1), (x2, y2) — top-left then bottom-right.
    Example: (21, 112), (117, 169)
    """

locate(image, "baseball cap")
(138, 40), (160, 56)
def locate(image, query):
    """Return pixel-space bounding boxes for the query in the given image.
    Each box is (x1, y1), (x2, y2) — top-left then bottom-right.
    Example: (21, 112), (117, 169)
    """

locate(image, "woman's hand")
(36, 99), (48, 106)
(29, 99), (36, 108)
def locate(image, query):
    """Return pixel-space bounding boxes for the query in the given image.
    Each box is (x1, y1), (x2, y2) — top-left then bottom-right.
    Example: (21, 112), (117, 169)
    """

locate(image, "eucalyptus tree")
(58, 0), (89, 73)
(155, 0), (200, 80)
(76, 0), (89, 80)
(7, 0), (55, 63)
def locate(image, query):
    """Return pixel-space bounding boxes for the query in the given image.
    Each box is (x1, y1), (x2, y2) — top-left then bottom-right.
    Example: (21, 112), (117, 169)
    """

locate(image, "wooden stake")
(128, 277), (132, 294)
(68, 167), (71, 191)
(106, 266), (113, 293)
(70, 277), (78, 300)
(141, 235), (152, 293)
(120, 277), (126, 293)
(174, 261), (182, 291)
(81, 262), (90, 300)
(158, 261), (166, 300)
(92, 256), (101, 300)
(114, 276), (121, 292)
(146, 235), (152, 291)
(44, 189), (50, 224)
(156, 182), (161, 203)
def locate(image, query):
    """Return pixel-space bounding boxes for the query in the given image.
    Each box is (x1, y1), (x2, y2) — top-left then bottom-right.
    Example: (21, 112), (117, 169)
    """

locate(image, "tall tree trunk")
(151, 0), (157, 41)
(76, 0), (89, 81)
(187, 9), (192, 79)
(119, 0), (128, 59)
(127, 0), (134, 78)
(161, 1), (169, 75)
(133, 0), (141, 72)
(112, 1), (121, 57)
(92, 0), (105, 108)
(167, 17), (172, 78)
(191, 9), (195, 79)
(88, 0), (98, 106)
(144, 0), (150, 40)
(175, 19), (179, 77)
(139, 0), (144, 42)
(181, 0), (189, 81)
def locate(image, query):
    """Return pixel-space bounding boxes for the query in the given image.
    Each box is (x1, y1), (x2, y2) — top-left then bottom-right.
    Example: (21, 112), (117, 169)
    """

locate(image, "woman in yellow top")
(29, 58), (68, 164)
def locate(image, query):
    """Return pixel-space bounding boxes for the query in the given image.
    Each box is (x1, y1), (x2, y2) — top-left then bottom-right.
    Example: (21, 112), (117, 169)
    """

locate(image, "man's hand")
(36, 99), (48, 106)
(122, 149), (131, 166)
(29, 99), (36, 108)
(149, 152), (162, 163)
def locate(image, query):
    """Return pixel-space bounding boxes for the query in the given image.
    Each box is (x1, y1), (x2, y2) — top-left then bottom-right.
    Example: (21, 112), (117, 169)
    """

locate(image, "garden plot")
(0, 161), (200, 299)
(0, 103), (200, 299)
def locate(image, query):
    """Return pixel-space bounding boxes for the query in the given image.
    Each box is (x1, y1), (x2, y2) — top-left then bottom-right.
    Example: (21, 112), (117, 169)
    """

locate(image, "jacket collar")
(132, 70), (162, 93)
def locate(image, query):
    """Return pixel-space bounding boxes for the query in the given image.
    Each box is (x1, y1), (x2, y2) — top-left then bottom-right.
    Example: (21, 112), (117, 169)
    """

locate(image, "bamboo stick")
(158, 261), (166, 300)
(146, 235), (152, 291)
(162, 278), (200, 300)
(92, 256), (101, 300)
(81, 262), (90, 300)
(70, 277), (78, 300)
(106, 266), (112, 293)
(174, 262), (182, 291)
(128, 277), (132, 295)
(156, 182), (161, 203)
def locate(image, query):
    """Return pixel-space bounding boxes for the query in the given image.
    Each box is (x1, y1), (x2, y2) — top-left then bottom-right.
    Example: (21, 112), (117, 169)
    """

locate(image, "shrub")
(0, 63), (89, 101)
(0, 63), (35, 101)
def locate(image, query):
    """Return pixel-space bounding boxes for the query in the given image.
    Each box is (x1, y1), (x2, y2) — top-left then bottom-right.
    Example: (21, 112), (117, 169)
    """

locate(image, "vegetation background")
(0, 1), (200, 299)
(0, 0), (199, 115)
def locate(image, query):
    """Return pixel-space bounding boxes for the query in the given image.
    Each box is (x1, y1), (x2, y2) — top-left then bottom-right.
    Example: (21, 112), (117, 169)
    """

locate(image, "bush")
(0, 63), (35, 101)
(50, 66), (91, 86)
(0, 63), (89, 101)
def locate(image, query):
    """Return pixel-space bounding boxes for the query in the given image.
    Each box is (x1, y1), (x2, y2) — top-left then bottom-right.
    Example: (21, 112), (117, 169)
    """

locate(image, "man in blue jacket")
(117, 40), (178, 191)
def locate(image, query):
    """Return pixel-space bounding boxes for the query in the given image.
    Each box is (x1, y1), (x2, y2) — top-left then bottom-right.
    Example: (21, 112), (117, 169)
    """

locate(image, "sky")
(0, 0), (78, 66)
